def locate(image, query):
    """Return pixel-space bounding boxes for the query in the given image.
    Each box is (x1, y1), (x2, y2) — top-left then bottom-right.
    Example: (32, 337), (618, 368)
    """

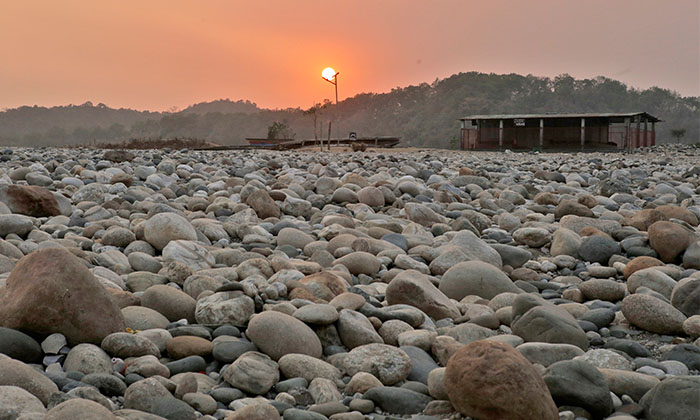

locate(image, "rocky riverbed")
(0, 145), (699, 420)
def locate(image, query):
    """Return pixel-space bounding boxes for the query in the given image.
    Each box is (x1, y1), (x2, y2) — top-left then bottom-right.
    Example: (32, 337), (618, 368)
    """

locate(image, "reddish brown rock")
(288, 283), (328, 303)
(296, 271), (349, 301)
(554, 200), (594, 219)
(225, 403), (280, 420)
(246, 189), (280, 219)
(577, 194), (598, 208)
(445, 341), (558, 420)
(655, 205), (699, 226)
(106, 288), (141, 308)
(579, 226), (610, 238)
(648, 221), (694, 263)
(623, 256), (664, 279)
(109, 173), (133, 187)
(625, 209), (667, 231)
(0, 248), (125, 345)
(166, 336), (213, 359)
(534, 192), (559, 206)
(0, 185), (60, 217)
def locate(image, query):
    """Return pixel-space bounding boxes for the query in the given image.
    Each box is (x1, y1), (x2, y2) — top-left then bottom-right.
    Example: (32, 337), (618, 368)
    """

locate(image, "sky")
(1, 0), (698, 111)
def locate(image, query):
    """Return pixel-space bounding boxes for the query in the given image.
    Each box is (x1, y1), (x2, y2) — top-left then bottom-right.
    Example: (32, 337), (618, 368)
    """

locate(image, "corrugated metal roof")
(459, 112), (661, 122)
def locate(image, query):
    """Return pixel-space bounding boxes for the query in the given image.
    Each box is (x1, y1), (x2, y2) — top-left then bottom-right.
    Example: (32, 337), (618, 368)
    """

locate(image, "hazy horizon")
(2, 0), (698, 112)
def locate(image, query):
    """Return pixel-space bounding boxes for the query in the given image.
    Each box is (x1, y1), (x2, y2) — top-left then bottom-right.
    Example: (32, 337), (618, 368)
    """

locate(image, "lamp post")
(322, 67), (339, 150)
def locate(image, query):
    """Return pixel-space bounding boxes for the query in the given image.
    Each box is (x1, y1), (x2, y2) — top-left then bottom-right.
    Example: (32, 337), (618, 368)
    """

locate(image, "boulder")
(336, 309), (383, 349)
(101, 332), (161, 358)
(627, 268), (677, 299)
(162, 240), (215, 271)
(45, 399), (119, 420)
(683, 240), (700, 269)
(671, 277), (700, 317)
(0, 248), (125, 345)
(357, 186), (385, 207)
(278, 354), (342, 382)
(0, 385), (46, 418)
(246, 189), (280, 219)
(621, 294), (686, 335)
(385, 269), (460, 320)
(512, 227), (551, 248)
(445, 341), (558, 420)
(439, 260), (521, 300)
(578, 235), (621, 264)
(194, 292), (255, 326)
(0, 184), (61, 217)
(246, 311), (322, 360)
(550, 228), (582, 257)
(223, 351), (279, 395)
(226, 404), (281, 420)
(363, 386), (432, 415)
(141, 284), (197, 323)
(543, 360), (613, 418)
(333, 251), (381, 276)
(648, 221), (694, 263)
(143, 213), (198, 250)
(640, 375), (700, 420)
(0, 327), (42, 363)
(0, 357), (59, 405)
(511, 294), (588, 350)
(343, 343), (412, 385)
(624, 256), (664, 279)
(64, 343), (113, 375)
(599, 368), (660, 401)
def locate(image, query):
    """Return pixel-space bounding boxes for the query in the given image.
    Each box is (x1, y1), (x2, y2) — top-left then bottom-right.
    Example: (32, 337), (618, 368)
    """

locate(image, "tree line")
(0, 73), (697, 148)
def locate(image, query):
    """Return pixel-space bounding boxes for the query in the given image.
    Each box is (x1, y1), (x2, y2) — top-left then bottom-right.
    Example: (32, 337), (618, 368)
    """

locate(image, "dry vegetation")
(83, 137), (219, 150)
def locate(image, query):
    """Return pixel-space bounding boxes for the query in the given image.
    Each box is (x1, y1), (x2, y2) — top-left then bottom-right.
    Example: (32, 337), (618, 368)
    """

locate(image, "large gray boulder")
(439, 261), (521, 300)
(543, 360), (613, 418)
(386, 269), (460, 320)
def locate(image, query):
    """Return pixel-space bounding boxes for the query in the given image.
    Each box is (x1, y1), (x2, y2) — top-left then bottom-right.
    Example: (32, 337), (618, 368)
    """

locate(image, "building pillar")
(624, 118), (631, 151)
(651, 121), (656, 147)
(499, 119), (503, 150)
(580, 118), (585, 151)
(643, 118), (648, 147)
(539, 119), (544, 149)
(635, 116), (641, 149)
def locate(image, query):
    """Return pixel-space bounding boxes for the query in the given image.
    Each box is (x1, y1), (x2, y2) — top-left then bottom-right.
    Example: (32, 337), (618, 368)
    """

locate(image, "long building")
(459, 112), (660, 151)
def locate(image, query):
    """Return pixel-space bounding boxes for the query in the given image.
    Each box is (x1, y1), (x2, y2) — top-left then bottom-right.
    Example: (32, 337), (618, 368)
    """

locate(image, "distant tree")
(670, 128), (686, 142)
(267, 120), (294, 140)
(303, 102), (331, 140)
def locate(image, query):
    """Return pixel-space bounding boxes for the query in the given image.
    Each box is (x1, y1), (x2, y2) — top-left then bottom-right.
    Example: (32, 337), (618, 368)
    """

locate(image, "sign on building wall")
(514, 118), (525, 126)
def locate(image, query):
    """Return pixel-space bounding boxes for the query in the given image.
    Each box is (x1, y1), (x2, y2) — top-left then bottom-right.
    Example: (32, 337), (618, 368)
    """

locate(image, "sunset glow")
(0, 0), (697, 111)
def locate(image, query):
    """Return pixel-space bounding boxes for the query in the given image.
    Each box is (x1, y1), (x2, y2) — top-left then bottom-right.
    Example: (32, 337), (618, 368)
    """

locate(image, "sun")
(322, 67), (337, 81)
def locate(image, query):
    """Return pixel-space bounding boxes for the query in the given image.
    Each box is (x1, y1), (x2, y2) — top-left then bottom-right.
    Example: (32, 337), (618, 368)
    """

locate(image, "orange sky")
(1, 0), (698, 111)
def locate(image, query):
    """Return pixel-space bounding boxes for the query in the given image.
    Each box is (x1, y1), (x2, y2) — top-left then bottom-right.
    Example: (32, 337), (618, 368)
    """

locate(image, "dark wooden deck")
(194, 136), (401, 151)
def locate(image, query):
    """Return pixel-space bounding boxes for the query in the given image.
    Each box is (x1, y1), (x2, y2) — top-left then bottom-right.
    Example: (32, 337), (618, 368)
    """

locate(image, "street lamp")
(322, 67), (339, 150)
(322, 67), (339, 104)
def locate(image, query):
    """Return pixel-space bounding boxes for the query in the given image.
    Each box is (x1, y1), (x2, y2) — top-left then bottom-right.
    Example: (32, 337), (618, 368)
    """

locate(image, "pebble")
(0, 146), (696, 418)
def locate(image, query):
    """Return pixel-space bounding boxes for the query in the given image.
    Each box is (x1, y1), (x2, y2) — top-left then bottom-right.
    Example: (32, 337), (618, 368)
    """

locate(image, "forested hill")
(0, 72), (697, 148)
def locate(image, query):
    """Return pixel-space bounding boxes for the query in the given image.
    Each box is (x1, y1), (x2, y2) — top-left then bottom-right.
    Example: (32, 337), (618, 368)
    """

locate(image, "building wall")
(459, 117), (656, 151)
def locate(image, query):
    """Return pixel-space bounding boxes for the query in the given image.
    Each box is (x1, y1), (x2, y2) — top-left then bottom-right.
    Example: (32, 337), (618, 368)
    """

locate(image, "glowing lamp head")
(322, 67), (337, 81)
